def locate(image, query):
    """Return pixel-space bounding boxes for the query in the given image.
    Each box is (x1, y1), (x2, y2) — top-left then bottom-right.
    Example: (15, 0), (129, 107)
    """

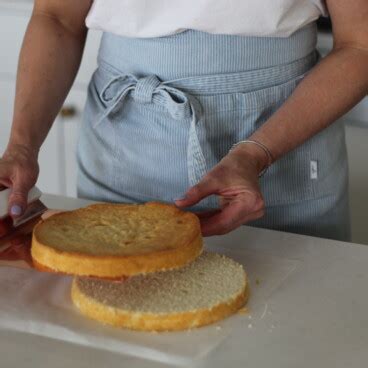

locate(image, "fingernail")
(173, 195), (186, 202)
(10, 205), (22, 216)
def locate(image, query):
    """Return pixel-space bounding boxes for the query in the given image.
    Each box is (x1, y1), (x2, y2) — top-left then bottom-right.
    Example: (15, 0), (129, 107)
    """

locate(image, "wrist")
(6, 130), (40, 159)
(5, 141), (39, 160)
(228, 141), (272, 175)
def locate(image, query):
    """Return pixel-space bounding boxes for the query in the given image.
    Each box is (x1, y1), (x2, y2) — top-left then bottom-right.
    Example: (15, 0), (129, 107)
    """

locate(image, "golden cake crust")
(31, 202), (203, 278)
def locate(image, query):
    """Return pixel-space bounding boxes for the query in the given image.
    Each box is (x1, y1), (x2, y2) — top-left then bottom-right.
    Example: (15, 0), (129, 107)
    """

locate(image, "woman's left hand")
(175, 145), (268, 236)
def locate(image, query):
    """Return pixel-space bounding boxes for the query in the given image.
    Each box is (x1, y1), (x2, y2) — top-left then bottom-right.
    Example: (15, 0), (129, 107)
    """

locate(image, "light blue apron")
(77, 23), (350, 241)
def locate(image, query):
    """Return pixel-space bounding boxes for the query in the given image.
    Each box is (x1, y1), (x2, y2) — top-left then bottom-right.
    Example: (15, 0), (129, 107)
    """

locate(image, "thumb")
(175, 178), (218, 208)
(8, 175), (33, 218)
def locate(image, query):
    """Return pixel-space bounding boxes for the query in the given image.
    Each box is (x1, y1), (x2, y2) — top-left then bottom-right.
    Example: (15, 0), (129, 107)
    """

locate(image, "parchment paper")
(0, 237), (299, 366)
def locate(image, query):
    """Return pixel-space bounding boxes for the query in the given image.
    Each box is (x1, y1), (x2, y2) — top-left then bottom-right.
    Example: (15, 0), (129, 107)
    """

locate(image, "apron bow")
(96, 73), (207, 186)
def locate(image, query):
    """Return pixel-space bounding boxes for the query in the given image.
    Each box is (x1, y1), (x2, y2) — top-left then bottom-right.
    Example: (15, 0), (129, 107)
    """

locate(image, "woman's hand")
(0, 144), (39, 218)
(175, 144), (268, 236)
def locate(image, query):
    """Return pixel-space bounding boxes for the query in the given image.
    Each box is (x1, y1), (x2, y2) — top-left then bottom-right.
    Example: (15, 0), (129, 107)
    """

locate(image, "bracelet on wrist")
(229, 139), (274, 177)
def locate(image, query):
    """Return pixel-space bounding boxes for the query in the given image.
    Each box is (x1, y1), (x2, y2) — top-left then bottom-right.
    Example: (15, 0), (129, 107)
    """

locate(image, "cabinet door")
(0, 11), (29, 76)
(0, 78), (61, 195)
(0, 9), (101, 85)
(37, 118), (64, 195)
(0, 78), (13, 153)
(58, 89), (88, 198)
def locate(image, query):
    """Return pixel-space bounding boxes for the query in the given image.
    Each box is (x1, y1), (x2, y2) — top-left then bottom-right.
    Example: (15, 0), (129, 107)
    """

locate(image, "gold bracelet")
(230, 139), (274, 177)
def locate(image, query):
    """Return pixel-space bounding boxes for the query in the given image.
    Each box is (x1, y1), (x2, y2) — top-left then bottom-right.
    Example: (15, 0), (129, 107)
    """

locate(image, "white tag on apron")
(310, 160), (318, 180)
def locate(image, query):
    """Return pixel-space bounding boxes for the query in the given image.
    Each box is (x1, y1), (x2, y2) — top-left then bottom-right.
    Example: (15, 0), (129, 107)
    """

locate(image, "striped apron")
(77, 23), (350, 241)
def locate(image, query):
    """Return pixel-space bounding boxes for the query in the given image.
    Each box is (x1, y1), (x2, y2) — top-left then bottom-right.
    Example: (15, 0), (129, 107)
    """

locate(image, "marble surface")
(0, 194), (367, 367)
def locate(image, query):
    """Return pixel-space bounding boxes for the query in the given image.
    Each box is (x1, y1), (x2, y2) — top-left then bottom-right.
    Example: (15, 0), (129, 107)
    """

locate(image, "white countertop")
(1, 194), (368, 368)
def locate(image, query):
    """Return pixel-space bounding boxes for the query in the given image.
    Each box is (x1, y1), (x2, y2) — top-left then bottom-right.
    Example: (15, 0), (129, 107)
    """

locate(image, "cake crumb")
(248, 323), (253, 329)
(216, 326), (222, 331)
(237, 307), (248, 315)
(255, 278), (261, 285)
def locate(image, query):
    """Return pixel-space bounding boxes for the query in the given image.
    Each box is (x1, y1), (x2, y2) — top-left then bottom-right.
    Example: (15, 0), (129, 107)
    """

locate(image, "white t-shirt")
(86, 0), (327, 38)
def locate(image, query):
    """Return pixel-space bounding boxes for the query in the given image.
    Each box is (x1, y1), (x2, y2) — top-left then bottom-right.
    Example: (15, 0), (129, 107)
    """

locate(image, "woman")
(1, 0), (367, 240)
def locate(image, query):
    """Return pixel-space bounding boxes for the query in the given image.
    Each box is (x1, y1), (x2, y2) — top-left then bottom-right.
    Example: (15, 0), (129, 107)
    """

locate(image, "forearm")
(8, 11), (87, 153)
(237, 46), (368, 167)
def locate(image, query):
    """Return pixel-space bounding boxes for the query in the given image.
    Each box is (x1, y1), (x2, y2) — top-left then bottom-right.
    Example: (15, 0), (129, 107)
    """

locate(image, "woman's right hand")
(0, 144), (39, 218)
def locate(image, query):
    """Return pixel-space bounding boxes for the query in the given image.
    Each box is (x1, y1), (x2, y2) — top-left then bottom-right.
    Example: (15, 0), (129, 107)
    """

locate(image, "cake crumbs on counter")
(237, 307), (248, 315)
(267, 324), (276, 333)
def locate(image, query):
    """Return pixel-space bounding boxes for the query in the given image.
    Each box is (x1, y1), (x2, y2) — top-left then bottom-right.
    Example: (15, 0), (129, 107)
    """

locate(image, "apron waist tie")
(94, 73), (207, 187)
(93, 51), (318, 188)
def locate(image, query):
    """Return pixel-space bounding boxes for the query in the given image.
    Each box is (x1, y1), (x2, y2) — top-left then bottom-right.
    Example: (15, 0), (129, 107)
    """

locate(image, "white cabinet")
(0, 5), (101, 85)
(0, 78), (62, 196)
(36, 119), (62, 195)
(0, 11), (29, 76)
(0, 3), (100, 198)
(53, 89), (88, 198)
(0, 79), (14, 152)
